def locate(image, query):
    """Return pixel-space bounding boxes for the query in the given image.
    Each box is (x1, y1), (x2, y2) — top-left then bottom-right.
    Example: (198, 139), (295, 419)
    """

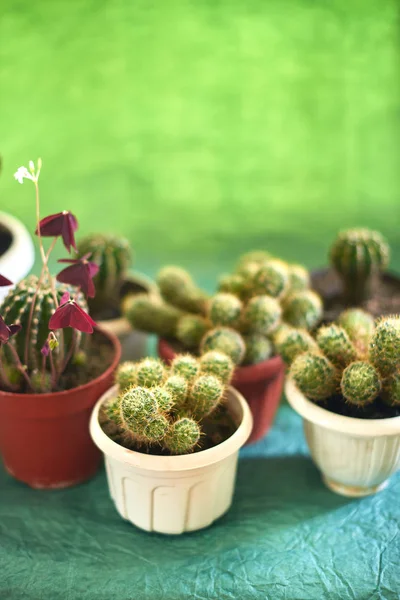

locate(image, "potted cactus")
(311, 228), (400, 319)
(76, 234), (156, 361)
(0, 160), (121, 489)
(90, 352), (252, 534)
(124, 251), (323, 443)
(283, 309), (400, 496)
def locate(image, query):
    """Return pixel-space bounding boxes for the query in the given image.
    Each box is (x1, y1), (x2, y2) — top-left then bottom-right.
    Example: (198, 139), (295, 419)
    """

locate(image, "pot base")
(323, 476), (388, 497)
(4, 461), (99, 490)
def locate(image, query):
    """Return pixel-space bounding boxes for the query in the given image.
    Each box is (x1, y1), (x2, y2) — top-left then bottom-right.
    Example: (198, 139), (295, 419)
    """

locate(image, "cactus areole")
(0, 159), (121, 489)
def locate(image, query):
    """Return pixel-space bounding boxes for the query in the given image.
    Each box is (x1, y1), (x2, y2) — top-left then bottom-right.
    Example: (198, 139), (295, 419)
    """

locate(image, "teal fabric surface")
(1, 403), (400, 599)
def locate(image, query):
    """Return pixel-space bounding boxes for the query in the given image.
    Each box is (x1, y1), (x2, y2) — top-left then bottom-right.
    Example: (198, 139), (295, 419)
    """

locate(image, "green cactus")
(120, 387), (159, 436)
(124, 293), (183, 338)
(369, 317), (400, 377)
(31, 370), (52, 393)
(243, 295), (282, 336)
(151, 387), (175, 412)
(142, 413), (170, 442)
(338, 309), (375, 355)
(170, 354), (200, 382)
(115, 361), (137, 391)
(283, 290), (322, 330)
(330, 228), (390, 304)
(218, 274), (248, 299)
(157, 266), (208, 314)
(164, 375), (188, 411)
(243, 334), (273, 365)
(1, 275), (85, 372)
(290, 352), (337, 401)
(136, 358), (166, 388)
(190, 375), (224, 419)
(77, 233), (131, 313)
(287, 264), (310, 293)
(274, 327), (318, 365)
(236, 250), (272, 273)
(316, 325), (358, 368)
(341, 361), (381, 406)
(382, 373), (400, 407)
(199, 351), (234, 383)
(200, 327), (246, 365)
(175, 314), (209, 349)
(252, 260), (289, 298)
(208, 293), (242, 327)
(164, 418), (201, 454)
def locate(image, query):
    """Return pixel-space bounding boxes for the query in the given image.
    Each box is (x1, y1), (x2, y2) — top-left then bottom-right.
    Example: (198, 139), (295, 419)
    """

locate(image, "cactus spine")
(341, 361), (381, 406)
(290, 352), (337, 401)
(200, 327), (246, 365)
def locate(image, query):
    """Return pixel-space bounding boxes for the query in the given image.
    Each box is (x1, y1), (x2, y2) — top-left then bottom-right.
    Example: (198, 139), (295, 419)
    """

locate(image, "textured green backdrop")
(1, 0), (399, 285)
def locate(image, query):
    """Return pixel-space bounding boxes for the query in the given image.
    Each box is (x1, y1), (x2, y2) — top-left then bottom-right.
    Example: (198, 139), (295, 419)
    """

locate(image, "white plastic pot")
(0, 212), (34, 303)
(90, 385), (252, 534)
(96, 271), (156, 362)
(286, 379), (400, 497)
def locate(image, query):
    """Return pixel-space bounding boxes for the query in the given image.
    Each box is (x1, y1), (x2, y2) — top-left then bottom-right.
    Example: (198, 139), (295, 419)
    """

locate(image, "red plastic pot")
(158, 338), (285, 445)
(0, 328), (121, 489)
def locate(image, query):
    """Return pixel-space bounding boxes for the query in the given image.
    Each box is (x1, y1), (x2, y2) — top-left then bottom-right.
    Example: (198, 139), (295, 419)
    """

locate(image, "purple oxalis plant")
(0, 160), (100, 393)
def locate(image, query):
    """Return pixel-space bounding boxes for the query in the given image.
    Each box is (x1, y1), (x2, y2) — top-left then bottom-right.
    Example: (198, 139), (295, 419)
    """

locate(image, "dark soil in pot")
(321, 393), (400, 420)
(311, 268), (400, 321)
(0, 224), (12, 257)
(99, 402), (237, 456)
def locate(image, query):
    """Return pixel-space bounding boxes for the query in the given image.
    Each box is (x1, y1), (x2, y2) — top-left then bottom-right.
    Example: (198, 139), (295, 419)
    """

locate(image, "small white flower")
(14, 166), (33, 184)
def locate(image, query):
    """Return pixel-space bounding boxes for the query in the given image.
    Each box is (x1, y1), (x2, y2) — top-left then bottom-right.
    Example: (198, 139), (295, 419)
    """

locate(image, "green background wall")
(1, 0), (399, 285)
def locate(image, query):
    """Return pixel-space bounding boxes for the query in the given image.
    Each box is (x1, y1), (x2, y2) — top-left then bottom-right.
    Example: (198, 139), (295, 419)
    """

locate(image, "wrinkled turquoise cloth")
(1, 403), (399, 599)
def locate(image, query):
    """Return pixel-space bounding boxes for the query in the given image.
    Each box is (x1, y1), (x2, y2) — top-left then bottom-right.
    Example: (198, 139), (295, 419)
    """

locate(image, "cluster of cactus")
(281, 307), (400, 410)
(77, 233), (132, 314)
(105, 351), (234, 454)
(0, 276), (87, 392)
(124, 252), (322, 366)
(330, 228), (390, 305)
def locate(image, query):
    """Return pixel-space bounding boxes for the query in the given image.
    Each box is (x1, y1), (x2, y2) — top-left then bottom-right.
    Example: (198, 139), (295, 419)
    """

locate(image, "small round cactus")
(382, 373), (400, 407)
(341, 361), (381, 406)
(120, 387), (159, 434)
(190, 375), (224, 419)
(208, 293), (242, 327)
(290, 352), (337, 401)
(106, 397), (123, 426)
(252, 260), (289, 298)
(283, 290), (322, 330)
(218, 274), (248, 299)
(338, 309), (375, 355)
(243, 334), (273, 365)
(143, 414), (170, 442)
(157, 266), (208, 314)
(199, 351), (234, 383)
(152, 387), (175, 412)
(164, 418), (201, 454)
(274, 328), (318, 365)
(124, 294), (183, 338)
(77, 233), (131, 313)
(115, 361), (137, 392)
(369, 317), (400, 377)
(170, 354), (200, 382)
(175, 314), (209, 349)
(243, 295), (282, 336)
(136, 358), (165, 388)
(164, 375), (188, 408)
(200, 327), (246, 365)
(330, 228), (390, 304)
(316, 325), (357, 368)
(236, 250), (272, 273)
(287, 264), (310, 293)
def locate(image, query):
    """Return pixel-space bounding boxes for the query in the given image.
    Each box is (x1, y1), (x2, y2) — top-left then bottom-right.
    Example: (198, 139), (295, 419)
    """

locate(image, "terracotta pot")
(158, 338), (285, 445)
(0, 329), (121, 489)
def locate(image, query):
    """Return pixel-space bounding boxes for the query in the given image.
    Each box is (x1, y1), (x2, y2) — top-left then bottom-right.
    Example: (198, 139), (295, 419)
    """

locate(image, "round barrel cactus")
(157, 266), (208, 314)
(340, 361), (381, 406)
(290, 352), (337, 401)
(200, 327), (246, 365)
(283, 290), (322, 330)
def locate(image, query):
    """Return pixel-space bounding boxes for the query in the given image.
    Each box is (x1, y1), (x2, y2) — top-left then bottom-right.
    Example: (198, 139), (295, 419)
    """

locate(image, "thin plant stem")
(7, 344), (33, 391)
(49, 351), (57, 390)
(34, 180), (46, 265)
(57, 329), (77, 381)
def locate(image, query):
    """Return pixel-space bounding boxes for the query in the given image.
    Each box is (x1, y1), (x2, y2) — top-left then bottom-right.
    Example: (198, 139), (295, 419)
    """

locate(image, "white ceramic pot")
(96, 271), (156, 362)
(0, 212), (34, 303)
(286, 379), (400, 497)
(90, 385), (252, 534)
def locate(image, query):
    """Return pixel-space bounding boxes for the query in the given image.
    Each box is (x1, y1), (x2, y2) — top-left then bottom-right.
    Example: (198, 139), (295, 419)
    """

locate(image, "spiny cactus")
(218, 274), (248, 300)
(243, 334), (273, 365)
(290, 352), (337, 401)
(341, 361), (381, 406)
(1, 275), (85, 372)
(124, 294), (183, 338)
(176, 314), (209, 349)
(283, 290), (322, 330)
(236, 250), (272, 273)
(208, 293), (242, 327)
(107, 352), (233, 455)
(252, 260), (289, 298)
(330, 228), (390, 304)
(338, 309), (375, 355)
(369, 316), (400, 377)
(243, 295), (282, 336)
(200, 327), (246, 365)
(316, 325), (357, 368)
(287, 264), (310, 293)
(382, 373), (400, 407)
(274, 327), (318, 365)
(157, 266), (208, 314)
(77, 233), (131, 313)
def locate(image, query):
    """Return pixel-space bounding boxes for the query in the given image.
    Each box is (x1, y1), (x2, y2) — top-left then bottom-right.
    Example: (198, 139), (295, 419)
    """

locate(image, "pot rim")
(285, 379), (400, 436)
(90, 385), (253, 472)
(0, 211), (35, 275)
(0, 327), (121, 401)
